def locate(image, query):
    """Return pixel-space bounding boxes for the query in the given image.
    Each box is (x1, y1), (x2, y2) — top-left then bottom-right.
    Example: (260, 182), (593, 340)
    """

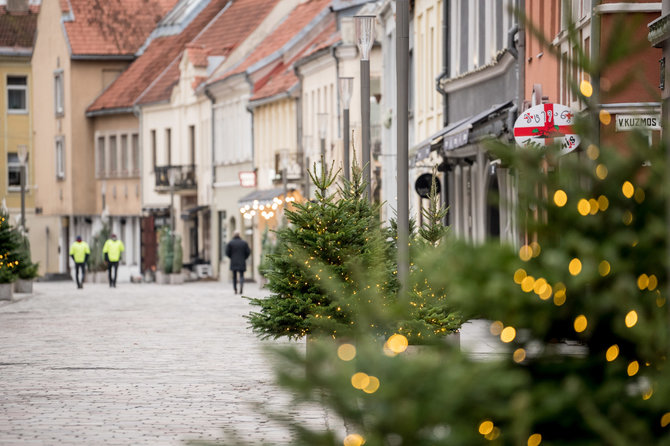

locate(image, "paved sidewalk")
(0, 280), (328, 445)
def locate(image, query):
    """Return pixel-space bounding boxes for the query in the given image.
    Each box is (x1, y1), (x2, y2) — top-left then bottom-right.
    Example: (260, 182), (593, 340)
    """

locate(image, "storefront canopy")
(237, 187), (286, 207)
(442, 101), (514, 154)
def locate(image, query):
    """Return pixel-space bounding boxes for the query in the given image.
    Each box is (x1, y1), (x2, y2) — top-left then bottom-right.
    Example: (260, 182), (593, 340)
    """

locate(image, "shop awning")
(237, 187), (286, 207)
(410, 117), (469, 164)
(442, 101), (514, 153)
(181, 205), (209, 220)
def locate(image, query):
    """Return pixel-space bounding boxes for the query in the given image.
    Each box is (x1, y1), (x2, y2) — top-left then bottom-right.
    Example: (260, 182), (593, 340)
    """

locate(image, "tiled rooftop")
(0, 7), (38, 49)
(63, 0), (178, 56)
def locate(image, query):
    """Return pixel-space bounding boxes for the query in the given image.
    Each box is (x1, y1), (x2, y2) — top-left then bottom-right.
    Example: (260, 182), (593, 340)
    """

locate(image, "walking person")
(225, 232), (250, 294)
(69, 235), (90, 289)
(102, 233), (125, 288)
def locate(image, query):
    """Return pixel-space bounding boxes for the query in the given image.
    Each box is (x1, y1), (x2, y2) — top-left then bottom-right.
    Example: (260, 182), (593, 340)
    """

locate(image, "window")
(55, 136), (65, 179)
(121, 134), (128, 175)
(7, 153), (22, 188)
(132, 133), (140, 176)
(54, 71), (64, 116)
(97, 136), (106, 177)
(151, 129), (157, 171)
(109, 135), (118, 176)
(7, 75), (27, 113)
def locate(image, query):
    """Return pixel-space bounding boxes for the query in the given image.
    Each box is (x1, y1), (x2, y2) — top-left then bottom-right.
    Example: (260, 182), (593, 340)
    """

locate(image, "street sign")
(615, 114), (661, 132)
(513, 103), (579, 154)
(239, 171), (256, 187)
(415, 173), (441, 199)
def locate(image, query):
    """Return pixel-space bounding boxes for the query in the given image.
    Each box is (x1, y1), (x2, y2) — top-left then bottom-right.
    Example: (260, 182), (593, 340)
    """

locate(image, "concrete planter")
(169, 272), (183, 285)
(0, 282), (14, 301)
(155, 271), (170, 285)
(14, 279), (33, 294)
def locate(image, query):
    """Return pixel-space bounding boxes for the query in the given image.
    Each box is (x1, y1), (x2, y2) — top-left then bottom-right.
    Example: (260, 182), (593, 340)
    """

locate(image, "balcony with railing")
(154, 164), (197, 192)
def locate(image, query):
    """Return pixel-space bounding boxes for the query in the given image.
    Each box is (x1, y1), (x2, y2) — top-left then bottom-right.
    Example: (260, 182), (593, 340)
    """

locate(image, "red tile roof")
(0, 8), (38, 49)
(215, 0), (332, 84)
(64, 0), (178, 56)
(250, 19), (338, 102)
(89, 0), (280, 112)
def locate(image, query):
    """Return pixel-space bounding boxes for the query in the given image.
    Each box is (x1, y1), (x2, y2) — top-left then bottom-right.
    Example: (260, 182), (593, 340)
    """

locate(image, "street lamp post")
(168, 168), (177, 236)
(279, 148), (289, 204)
(355, 14), (375, 203)
(17, 145), (27, 233)
(396, 0), (410, 289)
(317, 113), (328, 168)
(303, 134), (312, 199)
(338, 77), (354, 181)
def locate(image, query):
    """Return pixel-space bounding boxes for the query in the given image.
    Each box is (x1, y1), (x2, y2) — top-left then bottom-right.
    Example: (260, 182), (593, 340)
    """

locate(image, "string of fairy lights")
(239, 194), (296, 221)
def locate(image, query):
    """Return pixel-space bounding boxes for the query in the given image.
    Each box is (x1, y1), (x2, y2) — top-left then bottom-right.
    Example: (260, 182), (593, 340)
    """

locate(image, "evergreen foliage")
(158, 227), (174, 274)
(172, 234), (183, 273)
(89, 223), (110, 272)
(14, 232), (39, 279)
(0, 209), (21, 283)
(248, 159), (393, 340)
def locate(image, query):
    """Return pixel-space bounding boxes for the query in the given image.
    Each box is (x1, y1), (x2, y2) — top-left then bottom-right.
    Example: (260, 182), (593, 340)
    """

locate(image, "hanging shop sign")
(239, 171), (256, 187)
(415, 173), (441, 199)
(615, 114), (661, 132)
(513, 103), (579, 154)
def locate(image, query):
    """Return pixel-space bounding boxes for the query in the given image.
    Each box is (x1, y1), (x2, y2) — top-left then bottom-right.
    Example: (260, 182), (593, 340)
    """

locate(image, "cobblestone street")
(0, 280), (328, 445)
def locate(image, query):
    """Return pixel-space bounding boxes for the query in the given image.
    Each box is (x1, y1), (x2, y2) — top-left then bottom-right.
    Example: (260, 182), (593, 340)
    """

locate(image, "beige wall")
(414, 0), (443, 142)
(253, 98), (297, 190)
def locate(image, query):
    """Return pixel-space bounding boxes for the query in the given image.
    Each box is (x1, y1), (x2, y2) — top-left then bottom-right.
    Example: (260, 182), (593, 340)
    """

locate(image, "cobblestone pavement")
(0, 280), (331, 445)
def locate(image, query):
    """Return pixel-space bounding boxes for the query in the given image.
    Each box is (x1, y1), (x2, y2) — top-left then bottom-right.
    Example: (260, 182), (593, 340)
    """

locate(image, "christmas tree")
(0, 209), (21, 283)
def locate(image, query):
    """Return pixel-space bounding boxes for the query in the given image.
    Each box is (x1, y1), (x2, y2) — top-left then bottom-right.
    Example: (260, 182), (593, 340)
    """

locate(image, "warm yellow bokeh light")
(606, 344), (619, 362)
(513, 348), (526, 363)
(479, 420), (494, 435)
(485, 427), (501, 440)
(519, 245), (533, 261)
(657, 295), (667, 308)
(598, 260), (611, 276)
(363, 376), (380, 394)
(386, 334), (409, 354)
(521, 276), (535, 293)
(490, 321), (504, 336)
(530, 242), (541, 258)
(596, 164), (608, 180)
(634, 188), (645, 203)
(622, 181), (634, 198)
(344, 433), (365, 446)
(586, 144), (600, 160)
(539, 284), (553, 300)
(569, 258), (582, 276)
(580, 80), (593, 97)
(553, 190), (568, 207)
(501, 326), (516, 343)
(623, 210), (633, 226)
(589, 198), (599, 215)
(574, 315), (588, 333)
(599, 109), (612, 125)
(351, 372), (370, 390)
(577, 199), (590, 216)
(528, 433), (543, 446)
(554, 293), (566, 306)
(597, 195), (609, 211)
(533, 278), (548, 295)
(643, 387), (653, 400)
(625, 310), (638, 328)
(661, 412), (670, 427)
(514, 268), (527, 284)
(637, 274), (649, 290)
(648, 275), (658, 291)
(627, 360), (640, 376)
(554, 283), (566, 306)
(338, 344), (357, 361)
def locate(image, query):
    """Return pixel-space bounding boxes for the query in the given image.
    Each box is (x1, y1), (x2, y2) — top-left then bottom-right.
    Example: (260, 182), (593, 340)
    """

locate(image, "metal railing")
(154, 164), (197, 190)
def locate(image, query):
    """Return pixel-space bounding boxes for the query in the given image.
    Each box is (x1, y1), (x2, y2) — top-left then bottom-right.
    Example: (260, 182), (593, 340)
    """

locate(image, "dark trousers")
(232, 270), (244, 293)
(108, 261), (119, 287)
(74, 263), (86, 288)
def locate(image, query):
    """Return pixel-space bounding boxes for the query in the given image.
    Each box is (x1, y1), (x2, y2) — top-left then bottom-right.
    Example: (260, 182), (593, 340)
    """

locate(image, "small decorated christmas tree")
(0, 209), (21, 284)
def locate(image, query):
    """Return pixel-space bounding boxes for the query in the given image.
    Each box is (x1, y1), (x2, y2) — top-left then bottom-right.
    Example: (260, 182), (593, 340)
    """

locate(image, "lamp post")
(338, 77), (354, 181)
(168, 168), (177, 236)
(355, 14), (375, 203)
(303, 134), (312, 199)
(317, 112), (328, 167)
(279, 148), (289, 204)
(396, 0), (410, 289)
(17, 144), (27, 233)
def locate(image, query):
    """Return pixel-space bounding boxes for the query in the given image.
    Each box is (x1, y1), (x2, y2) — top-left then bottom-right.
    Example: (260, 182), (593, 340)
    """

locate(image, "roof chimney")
(7, 0), (29, 13)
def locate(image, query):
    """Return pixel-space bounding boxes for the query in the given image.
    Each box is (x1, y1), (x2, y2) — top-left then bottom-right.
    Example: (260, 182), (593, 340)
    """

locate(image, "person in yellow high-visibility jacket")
(69, 235), (90, 289)
(102, 233), (125, 288)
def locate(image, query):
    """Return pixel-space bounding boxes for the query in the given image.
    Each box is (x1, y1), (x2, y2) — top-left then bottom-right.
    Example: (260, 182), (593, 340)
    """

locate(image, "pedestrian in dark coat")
(225, 232), (251, 294)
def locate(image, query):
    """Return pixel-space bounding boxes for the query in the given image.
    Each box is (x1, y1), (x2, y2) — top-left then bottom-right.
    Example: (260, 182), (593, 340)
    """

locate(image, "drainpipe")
(332, 44), (342, 139)
(293, 64), (308, 198)
(204, 88), (216, 185)
(516, 0), (525, 110)
(132, 104), (144, 275)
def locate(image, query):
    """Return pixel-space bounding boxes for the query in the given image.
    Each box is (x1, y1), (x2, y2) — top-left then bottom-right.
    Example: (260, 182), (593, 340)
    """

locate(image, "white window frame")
(7, 75), (28, 114)
(55, 136), (65, 180)
(54, 70), (64, 117)
(7, 152), (23, 191)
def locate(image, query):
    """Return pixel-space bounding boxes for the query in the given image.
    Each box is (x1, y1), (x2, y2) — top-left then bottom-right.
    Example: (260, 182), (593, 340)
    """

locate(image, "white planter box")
(0, 282), (14, 301)
(14, 279), (33, 294)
